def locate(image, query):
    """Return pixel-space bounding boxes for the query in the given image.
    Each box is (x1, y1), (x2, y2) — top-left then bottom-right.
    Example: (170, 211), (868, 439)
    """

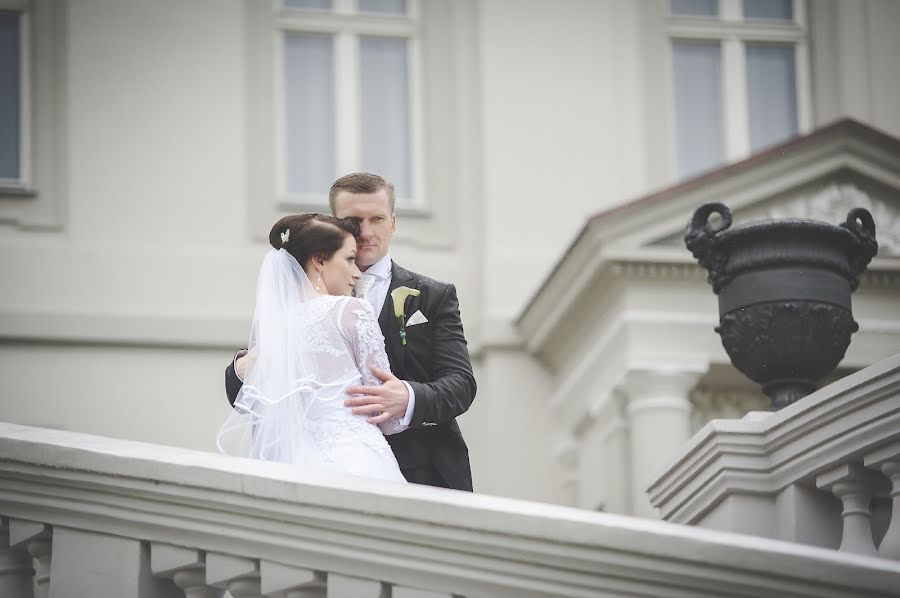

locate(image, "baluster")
(151, 543), (223, 598)
(41, 527), (173, 598)
(817, 463), (880, 555)
(9, 520), (52, 598)
(0, 517), (35, 598)
(864, 442), (900, 559)
(260, 561), (325, 598)
(206, 552), (261, 598)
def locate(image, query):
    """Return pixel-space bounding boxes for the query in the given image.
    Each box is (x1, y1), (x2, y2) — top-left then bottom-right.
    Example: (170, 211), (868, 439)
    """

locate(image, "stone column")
(865, 441), (900, 559)
(206, 552), (261, 598)
(577, 388), (630, 514)
(817, 463), (881, 556)
(623, 370), (701, 518)
(0, 517), (35, 598)
(151, 543), (223, 598)
(876, 460), (900, 559)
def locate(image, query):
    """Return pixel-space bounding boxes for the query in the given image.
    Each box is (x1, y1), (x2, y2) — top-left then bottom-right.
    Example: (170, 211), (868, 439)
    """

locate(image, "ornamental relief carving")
(645, 184), (899, 258)
(766, 184), (899, 256)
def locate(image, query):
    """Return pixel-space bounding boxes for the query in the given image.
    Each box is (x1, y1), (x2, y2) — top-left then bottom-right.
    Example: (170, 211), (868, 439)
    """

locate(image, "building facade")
(1, 0), (899, 514)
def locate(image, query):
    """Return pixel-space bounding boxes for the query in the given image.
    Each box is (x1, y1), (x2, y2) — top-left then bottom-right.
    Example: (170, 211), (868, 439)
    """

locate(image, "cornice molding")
(0, 310), (247, 350)
(610, 261), (707, 281)
(610, 259), (900, 286)
(860, 266), (900, 288)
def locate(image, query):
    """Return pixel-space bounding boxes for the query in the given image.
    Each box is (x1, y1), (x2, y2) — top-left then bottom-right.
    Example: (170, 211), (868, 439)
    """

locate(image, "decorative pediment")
(648, 181), (900, 257)
(520, 119), (900, 349)
(589, 119), (900, 258)
(764, 184), (899, 256)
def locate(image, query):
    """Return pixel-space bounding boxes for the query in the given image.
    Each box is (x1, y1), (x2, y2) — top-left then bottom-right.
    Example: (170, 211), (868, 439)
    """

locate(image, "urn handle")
(684, 203), (733, 292)
(840, 207), (878, 290)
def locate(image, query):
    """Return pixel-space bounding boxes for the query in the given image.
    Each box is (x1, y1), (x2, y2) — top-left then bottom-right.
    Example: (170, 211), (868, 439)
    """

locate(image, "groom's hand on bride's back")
(345, 367), (409, 424)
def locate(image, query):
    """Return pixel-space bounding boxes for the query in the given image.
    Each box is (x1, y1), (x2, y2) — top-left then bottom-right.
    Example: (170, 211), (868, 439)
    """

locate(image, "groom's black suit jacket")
(225, 262), (477, 491)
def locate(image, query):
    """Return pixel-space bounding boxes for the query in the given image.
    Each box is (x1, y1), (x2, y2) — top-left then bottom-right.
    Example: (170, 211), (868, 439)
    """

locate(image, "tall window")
(276, 0), (420, 206)
(668, 0), (809, 178)
(0, 1), (28, 187)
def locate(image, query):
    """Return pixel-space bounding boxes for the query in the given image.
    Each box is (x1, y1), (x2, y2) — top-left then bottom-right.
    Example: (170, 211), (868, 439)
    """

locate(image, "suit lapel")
(380, 262), (414, 373)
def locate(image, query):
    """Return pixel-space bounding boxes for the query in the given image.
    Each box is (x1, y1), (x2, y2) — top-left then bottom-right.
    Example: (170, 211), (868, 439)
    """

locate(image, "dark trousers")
(402, 465), (450, 489)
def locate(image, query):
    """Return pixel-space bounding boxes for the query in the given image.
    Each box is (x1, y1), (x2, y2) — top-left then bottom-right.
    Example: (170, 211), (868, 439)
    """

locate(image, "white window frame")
(273, 0), (426, 210)
(666, 0), (812, 169)
(0, 0), (66, 230)
(0, 0), (32, 191)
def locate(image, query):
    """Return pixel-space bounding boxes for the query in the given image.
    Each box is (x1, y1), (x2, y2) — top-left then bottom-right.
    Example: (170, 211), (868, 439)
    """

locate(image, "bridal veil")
(217, 248), (344, 465)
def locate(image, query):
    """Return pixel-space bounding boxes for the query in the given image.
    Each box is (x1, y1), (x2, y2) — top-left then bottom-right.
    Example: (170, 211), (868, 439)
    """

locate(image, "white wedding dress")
(218, 249), (407, 483)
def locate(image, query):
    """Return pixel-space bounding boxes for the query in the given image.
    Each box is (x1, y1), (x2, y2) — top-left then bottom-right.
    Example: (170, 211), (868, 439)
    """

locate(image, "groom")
(225, 172), (477, 491)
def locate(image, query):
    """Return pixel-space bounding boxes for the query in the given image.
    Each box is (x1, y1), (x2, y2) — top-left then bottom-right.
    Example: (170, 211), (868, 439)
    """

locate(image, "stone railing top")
(2, 421), (900, 597)
(648, 352), (900, 525)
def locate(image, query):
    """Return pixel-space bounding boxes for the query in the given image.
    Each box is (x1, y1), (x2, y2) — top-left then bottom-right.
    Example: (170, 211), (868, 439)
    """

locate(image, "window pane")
(0, 12), (21, 180)
(358, 0), (407, 15)
(746, 44), (797, 151)
(743, 0), (792, 20)
(284, 0), (332, 10)
(284, 33), (335, 196)
(672, 41), (723, 177)
(359, 36), (411, 200)
(670, 0), (718, 17)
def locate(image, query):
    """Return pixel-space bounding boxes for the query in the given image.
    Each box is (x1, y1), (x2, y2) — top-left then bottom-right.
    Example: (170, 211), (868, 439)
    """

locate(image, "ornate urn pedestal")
(685, 203), (878, 409)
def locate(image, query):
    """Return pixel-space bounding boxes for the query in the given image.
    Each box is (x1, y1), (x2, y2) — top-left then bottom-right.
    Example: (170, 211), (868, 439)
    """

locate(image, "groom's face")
(332, 189), (396, 271)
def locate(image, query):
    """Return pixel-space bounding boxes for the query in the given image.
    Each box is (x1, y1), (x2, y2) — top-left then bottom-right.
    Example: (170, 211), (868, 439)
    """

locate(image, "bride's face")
(321, 235), (362, 296)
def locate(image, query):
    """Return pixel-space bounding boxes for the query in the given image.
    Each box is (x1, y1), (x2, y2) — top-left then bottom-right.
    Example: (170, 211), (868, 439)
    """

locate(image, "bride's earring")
(315, 271), (324, 293)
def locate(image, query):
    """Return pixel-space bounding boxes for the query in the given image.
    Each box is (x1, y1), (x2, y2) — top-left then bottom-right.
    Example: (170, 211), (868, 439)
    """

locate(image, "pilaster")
(623, 368), (703, 517)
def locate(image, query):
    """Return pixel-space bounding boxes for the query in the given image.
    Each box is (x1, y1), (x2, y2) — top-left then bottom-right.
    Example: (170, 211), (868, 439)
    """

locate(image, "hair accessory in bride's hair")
(280, 228), (290, 244)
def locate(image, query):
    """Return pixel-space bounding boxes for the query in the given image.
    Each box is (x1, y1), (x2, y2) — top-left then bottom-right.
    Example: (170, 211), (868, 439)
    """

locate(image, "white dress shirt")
(357, 253), (392, 316)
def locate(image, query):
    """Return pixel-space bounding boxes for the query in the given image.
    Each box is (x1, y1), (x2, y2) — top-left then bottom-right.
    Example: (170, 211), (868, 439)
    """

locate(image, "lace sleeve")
(341, 298), (408, 436)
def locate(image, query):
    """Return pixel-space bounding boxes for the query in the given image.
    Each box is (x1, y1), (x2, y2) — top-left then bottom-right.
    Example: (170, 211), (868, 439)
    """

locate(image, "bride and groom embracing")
(219, 172), (476, 491)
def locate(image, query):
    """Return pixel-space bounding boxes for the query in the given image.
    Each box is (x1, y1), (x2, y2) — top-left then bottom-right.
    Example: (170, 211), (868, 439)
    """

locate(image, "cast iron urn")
(685, 203), (878, 410)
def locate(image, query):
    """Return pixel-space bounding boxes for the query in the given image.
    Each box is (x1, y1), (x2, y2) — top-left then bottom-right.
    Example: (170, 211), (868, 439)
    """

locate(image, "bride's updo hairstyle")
(269, 213), (361, 268)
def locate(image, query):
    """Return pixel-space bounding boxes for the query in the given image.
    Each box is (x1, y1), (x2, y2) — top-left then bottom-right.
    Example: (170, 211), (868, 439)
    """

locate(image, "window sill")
(0, 185), (38, 198)
(278, 197), (434, 219)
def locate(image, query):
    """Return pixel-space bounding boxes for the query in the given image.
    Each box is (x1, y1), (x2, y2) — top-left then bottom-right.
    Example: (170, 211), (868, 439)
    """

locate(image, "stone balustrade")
(648, 353), (900, 562)
(2, 422), (900, 598)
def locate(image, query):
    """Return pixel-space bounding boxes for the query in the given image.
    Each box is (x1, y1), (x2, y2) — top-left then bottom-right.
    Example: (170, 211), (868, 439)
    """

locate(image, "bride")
(217, 213), (407, 482)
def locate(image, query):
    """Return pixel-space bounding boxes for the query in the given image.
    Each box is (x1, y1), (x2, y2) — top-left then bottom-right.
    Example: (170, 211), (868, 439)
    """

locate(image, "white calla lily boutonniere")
(391, 286), (420, 346)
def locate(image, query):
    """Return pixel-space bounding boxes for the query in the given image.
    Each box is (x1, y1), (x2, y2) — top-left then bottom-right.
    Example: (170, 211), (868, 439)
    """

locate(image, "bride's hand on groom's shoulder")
(345, 367), (410, 424)
(234, 348), (256, 380)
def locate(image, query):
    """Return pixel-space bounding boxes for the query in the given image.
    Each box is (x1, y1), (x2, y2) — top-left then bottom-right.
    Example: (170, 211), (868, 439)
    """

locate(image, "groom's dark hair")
(269, 213), (361, 268)
(329, 172), (396, 213)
